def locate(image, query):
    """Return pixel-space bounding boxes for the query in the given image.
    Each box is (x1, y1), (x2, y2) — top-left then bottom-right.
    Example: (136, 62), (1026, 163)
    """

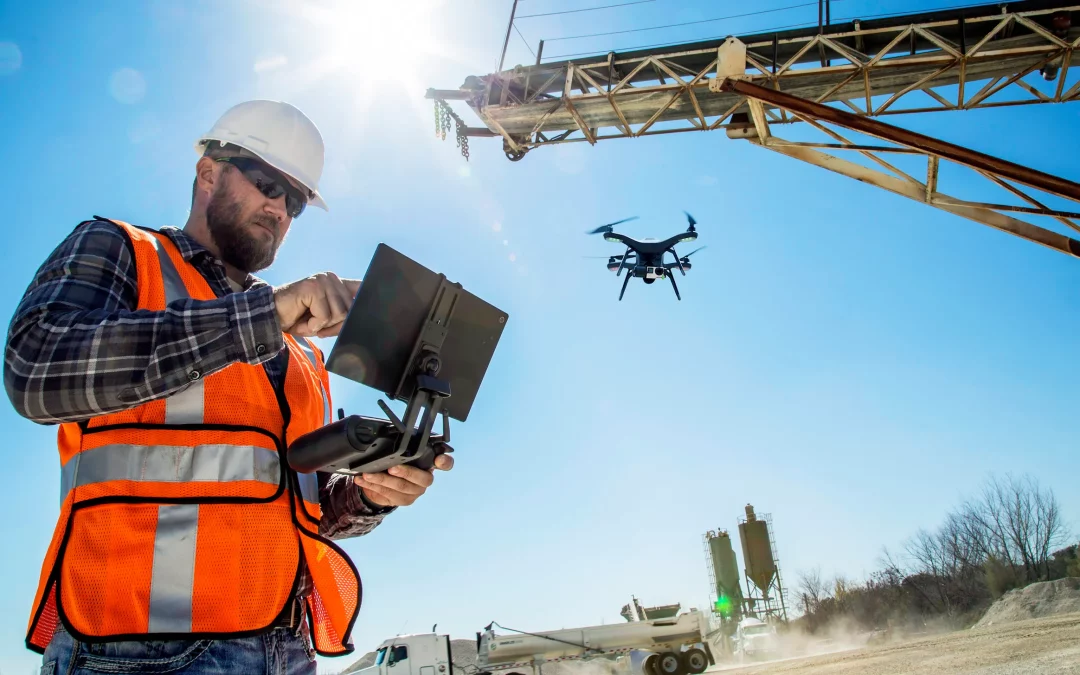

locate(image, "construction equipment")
(732, 617), (780, 663)
(621, 596), (682, 622)
(738, 504), (789, 624)
(704, 529), (744, 625)
(427, 0), (1080, 260)
(351, 609), (716, 675)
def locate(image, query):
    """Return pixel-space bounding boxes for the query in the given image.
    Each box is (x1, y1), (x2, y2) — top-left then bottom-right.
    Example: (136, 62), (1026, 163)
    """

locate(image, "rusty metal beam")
(748, 136), (1080, 258)
(718, 77), (1080, 204)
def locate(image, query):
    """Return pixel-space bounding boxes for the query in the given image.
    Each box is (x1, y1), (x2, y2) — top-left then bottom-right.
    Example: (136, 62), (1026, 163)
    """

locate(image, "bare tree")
(974, 474), (1067, 581)
(792, 473), (1067, 632)
(876, 546), (907, 585)
(1029, 476), (1065, 579)
(796, 566), (827, 614)
(905, 527), (951, 613)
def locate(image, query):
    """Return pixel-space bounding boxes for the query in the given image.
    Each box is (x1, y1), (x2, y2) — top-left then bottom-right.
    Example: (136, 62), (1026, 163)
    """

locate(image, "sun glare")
(285, 0), (448, 101)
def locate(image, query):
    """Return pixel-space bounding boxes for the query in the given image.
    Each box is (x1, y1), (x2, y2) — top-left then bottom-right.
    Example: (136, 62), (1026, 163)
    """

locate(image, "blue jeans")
(40, 621), (318, 675)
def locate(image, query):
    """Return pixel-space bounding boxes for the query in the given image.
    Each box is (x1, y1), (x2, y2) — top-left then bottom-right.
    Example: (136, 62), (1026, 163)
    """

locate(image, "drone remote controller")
(283, 243), (508, 478)
(288, 374), (454, 475)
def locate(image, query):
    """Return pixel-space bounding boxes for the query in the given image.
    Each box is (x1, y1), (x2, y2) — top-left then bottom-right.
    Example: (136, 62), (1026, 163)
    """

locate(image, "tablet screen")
(325, 243), (508, 422)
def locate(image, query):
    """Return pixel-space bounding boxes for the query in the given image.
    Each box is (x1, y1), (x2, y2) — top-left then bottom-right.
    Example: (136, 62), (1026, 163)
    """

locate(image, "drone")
(586, 212), (706, 301)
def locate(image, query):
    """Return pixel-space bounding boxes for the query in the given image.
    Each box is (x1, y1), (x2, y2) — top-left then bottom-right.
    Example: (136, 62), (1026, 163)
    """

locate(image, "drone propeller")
(681, 245), (706, 259)
(586, 216), (638, 235)
(684, 211), (697, 233)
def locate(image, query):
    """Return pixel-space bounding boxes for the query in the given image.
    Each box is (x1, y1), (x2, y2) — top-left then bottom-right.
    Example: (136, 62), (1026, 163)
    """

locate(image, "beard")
(205, 181), (281, 274)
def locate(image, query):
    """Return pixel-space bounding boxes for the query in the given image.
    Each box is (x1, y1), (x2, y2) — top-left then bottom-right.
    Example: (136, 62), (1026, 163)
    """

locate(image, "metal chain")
(433, 99), (471, 161)
(456, 123), (470, 161)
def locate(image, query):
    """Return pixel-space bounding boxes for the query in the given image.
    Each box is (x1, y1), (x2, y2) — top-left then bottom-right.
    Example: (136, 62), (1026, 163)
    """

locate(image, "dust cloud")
(706, 614), (961, 672)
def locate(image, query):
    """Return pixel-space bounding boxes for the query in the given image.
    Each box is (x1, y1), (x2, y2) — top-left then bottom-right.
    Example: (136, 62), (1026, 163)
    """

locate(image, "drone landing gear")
(619, 269), (632, 301)
(668, 271), (682, 301)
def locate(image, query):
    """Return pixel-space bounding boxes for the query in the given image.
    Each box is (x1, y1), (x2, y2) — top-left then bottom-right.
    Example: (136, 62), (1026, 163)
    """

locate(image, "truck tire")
(657, 652), (683, 675)
(643, 654), (661, 675)
(683, 649), (708, 674)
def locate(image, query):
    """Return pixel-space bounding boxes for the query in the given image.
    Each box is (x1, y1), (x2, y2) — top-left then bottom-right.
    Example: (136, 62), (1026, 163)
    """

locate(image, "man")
(4, 100), (452, 673)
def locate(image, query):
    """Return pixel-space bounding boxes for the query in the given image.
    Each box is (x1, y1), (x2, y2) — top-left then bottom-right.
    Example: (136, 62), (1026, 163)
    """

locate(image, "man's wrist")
(355, 479), (396, 515)
(228, 284), (285, 364)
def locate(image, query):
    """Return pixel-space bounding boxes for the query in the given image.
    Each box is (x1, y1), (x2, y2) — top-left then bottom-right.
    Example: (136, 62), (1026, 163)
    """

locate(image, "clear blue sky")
(2, 0), (1079, 673)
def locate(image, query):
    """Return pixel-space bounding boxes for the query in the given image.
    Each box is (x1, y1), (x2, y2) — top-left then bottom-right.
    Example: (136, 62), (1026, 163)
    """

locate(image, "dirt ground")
(708, 612), (1080, 675)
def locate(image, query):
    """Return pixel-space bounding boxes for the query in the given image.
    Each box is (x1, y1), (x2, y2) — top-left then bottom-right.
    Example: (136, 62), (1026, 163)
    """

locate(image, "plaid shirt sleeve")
(3, 218), (284, 424)
(2, 218), (391, 539)
(319, 472), (396, 539)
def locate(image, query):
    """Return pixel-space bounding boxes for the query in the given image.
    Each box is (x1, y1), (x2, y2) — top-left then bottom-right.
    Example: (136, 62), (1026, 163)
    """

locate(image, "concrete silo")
(703, 529), (743, 621)
(737, 504), (788, 623)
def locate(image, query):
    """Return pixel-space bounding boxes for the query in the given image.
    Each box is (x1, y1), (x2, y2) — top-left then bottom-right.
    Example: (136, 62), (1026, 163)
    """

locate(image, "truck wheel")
(683, 649), (708, 674)
(657, 652), (683, 675)
(643, 654), (661, 675)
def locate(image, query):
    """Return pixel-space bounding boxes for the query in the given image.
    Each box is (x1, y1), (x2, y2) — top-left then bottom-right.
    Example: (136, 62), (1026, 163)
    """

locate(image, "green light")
(714, 593), (733, 617)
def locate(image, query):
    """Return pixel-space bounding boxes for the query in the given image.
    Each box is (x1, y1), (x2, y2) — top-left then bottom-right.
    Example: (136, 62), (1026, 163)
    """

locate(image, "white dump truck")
(732, 617), (779, 662)
(351, 608), (717, 675)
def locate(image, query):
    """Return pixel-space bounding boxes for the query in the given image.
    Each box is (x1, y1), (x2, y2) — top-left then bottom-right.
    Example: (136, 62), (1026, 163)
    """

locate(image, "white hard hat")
(194, 99), (329, 211)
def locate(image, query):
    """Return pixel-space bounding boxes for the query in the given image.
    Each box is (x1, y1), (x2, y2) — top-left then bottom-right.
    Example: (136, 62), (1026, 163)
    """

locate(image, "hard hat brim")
(195, 137), (329, 212)
(308, 190), (329, 212)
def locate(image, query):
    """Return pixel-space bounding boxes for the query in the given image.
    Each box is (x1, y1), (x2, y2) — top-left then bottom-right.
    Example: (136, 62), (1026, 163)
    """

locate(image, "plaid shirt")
(3, 217), (392, 601)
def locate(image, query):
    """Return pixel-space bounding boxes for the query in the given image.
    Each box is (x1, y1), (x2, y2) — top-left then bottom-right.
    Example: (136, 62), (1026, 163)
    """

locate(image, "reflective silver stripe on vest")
(165, 382), (205, 424)
(293, 339), (328, 507)
(297, 472), (319, 505)
(147, 504), (198, 633)
(146, 232), (188, 305)
(146, 233), (207, 424)
(60, 444), (280, 503)
(295, 338), (331, 426)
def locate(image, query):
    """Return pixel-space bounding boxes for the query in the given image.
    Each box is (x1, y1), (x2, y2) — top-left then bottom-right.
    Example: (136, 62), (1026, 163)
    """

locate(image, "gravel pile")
(974, 577), (1080, 628)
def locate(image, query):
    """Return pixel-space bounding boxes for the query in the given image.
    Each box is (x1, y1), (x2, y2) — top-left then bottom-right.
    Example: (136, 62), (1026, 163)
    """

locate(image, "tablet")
(324, 243), (509, 422)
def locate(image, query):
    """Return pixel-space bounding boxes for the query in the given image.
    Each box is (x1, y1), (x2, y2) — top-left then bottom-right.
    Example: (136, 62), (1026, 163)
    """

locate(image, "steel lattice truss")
(426, 0), (1080, 258)
(429, 1), (1080, 157)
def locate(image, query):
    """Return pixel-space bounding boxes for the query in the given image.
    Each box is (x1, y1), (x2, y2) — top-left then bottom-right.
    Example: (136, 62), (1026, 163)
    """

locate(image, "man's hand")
(355, 450), (454, 508)
(273, 273), (361, 338)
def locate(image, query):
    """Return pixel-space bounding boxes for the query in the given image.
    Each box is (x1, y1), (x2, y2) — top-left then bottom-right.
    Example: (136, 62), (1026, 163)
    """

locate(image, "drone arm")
(603, 232), (638, 248)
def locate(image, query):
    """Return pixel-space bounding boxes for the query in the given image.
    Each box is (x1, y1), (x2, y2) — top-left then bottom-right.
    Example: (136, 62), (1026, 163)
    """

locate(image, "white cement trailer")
(352, 609), (716, 675)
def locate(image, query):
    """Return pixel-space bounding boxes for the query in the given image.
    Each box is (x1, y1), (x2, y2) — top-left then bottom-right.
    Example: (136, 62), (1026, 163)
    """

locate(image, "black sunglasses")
(216, 156), (309, 218)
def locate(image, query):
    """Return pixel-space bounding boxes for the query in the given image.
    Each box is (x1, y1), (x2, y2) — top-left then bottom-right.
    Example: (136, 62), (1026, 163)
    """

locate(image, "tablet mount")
(286, 277), (461, 475)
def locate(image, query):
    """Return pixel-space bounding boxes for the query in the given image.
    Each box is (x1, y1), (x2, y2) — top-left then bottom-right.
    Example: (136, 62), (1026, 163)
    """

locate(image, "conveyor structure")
(427, 0), (1080, 259)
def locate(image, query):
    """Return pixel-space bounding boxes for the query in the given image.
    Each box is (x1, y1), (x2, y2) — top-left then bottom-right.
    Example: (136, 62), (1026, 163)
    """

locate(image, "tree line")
(793, 473), (1078, 634)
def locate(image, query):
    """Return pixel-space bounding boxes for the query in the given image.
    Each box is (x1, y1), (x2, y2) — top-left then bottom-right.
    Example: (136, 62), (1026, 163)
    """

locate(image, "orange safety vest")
(25, 219), (361, 656)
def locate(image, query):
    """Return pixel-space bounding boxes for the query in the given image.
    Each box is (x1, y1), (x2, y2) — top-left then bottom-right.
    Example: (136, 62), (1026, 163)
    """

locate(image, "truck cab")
(733, 618), (778, 662)
(353, 633), (454, 675)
